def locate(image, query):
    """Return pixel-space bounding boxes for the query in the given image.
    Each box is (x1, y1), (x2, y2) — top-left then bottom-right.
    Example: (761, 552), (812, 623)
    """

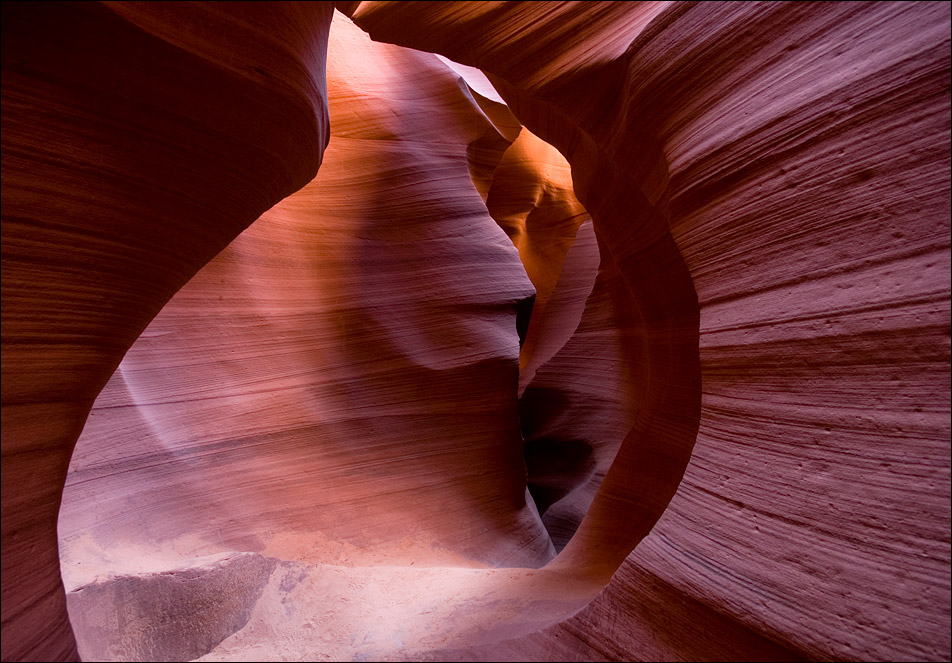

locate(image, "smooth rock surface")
(0, 1), (948, 661)
(349, 1), (951, 660)
(1, 2), (333, 660)
(58, 14), (603, 661)
(58, 11), (551, 576)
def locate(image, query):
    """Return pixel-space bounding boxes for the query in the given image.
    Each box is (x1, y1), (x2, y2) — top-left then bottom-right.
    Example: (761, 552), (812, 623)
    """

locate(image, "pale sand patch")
(196, 562), (600, 662)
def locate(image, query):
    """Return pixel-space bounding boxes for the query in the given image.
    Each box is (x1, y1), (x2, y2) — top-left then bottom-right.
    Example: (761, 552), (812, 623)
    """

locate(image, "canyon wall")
(58, 12), (555, 582)
(1, 1), (949, 661)
(1, 3), (334, 660)
(57, 15), (615, 661)
(348, 1), (951, 660)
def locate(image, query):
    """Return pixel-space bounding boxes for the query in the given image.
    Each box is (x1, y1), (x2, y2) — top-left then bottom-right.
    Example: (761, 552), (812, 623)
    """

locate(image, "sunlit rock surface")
(58, 12), (551, 578)
(1, 1), (949, 661)
(58, 14), (603, 662)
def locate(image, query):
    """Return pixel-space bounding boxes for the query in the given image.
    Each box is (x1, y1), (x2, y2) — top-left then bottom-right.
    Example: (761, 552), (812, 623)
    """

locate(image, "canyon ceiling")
(1, 2), (949, 662)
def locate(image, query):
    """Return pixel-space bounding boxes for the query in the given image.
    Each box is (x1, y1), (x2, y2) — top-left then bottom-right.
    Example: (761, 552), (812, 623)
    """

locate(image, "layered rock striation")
(57, 13), (609, 661)
(58, 12), (554, 580)
(1, 3), (333, 660)
(348, 1), (951, 660)
(1, 1), (949, 661)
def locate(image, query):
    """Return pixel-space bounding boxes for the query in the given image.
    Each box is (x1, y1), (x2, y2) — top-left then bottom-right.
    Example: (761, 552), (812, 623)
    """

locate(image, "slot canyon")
(1, 2), (949, 661)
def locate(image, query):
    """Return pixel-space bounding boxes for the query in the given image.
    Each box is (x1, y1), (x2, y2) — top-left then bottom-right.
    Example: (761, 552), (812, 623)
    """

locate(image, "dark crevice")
(515, 293), (535, 348)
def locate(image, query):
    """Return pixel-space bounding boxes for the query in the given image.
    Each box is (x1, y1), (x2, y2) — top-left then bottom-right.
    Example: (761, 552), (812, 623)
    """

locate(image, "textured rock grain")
(66, 553), (276, 662)
(1, 3), (333, 659)
(349, 1), (951, 660)
(58, 13), (552, 578)
(1, 1), (949, 661)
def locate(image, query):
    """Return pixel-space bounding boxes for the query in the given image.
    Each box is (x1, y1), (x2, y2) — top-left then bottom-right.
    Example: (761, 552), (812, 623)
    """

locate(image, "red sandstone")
(2, 2), (949, 661)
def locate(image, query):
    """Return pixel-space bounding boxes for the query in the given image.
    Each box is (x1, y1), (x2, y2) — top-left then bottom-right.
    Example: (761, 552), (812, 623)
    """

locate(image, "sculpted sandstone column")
(59, 12), (551, 582)
(349, 0), (703, 584)
(346, 1), (951, 660)
(59, 14), (585, 661)
(1, 3), (333, 660)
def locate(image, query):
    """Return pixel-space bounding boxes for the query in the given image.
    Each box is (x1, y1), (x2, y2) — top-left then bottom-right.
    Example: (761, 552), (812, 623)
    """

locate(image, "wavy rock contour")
(1, 1), (949, 661)
(347, 1), (951, 660)
(1, 3), (333, 660)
